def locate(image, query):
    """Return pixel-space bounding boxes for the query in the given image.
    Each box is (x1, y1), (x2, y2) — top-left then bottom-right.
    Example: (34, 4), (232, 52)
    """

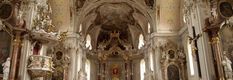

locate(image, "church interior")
(0, 0), (233, 80)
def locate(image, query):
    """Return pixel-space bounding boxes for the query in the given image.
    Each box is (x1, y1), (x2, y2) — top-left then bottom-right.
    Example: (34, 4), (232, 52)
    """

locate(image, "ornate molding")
(160, 48), (186, 80)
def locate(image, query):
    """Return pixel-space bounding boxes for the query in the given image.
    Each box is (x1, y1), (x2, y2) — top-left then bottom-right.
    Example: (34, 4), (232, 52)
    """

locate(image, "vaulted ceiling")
(78, 0), (184, 50)
(80, 1), (150, 49)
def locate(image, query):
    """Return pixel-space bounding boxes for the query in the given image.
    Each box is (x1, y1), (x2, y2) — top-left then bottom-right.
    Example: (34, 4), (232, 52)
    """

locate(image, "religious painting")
(219, 2), (233, 18)
(168, 50), (175, 59)
(0, 2), (13, 20)
(0, 31), (12, 74)
(167, 65), (180, 80)
(111, 64), (120, 80)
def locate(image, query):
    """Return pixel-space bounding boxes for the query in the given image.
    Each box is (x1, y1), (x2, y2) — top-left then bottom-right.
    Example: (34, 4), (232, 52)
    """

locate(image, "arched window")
(138, 34), (145, 49)
(148, 23), (151, 33)
(149, 52), (154, 71)
(79, 24), (82, 32)
(187, 40), (195, 76)
(85, 59), (91, 80)
(85, 34), (92, 50)
(140, 59), (146, 80)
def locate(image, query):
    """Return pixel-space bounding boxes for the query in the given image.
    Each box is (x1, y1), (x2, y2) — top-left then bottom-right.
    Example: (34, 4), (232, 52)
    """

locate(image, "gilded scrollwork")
(32, 0), (56, 34)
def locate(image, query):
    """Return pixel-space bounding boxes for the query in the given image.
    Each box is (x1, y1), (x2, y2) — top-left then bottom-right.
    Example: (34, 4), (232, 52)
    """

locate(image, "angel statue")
(222, 51), (233, 80)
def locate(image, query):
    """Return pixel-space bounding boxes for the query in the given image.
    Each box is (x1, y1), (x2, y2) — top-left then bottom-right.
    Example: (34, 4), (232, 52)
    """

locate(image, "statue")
(222, 51), (233, 80)
(2, 57), (10, 80)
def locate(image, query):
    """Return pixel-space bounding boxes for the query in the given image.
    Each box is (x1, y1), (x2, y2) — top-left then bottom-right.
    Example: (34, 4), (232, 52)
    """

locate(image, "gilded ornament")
(58, 31), (68, 42)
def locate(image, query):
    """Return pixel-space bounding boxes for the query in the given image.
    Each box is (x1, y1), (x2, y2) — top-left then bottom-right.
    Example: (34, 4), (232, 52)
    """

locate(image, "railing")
(27, 55), (54, 78)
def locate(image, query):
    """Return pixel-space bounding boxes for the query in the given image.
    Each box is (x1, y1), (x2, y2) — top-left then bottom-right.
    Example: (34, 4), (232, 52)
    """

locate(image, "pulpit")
(27, 55), (53, 78)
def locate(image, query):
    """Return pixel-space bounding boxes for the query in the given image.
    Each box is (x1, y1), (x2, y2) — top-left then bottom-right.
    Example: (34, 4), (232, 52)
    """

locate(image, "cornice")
(151, 26), (188, 38)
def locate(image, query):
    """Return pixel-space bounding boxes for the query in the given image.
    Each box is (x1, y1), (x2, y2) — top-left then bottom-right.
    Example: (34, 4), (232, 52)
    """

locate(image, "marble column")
(76, 39), (83, 79)
(209, 33), (224, 80)
(144, 47), (153, 80)
(144, 35), (155, 80)
(77, 36), (88, 80)
(9, 28), (25, 80)
(202, 7), (225, 79)
(64, 33), (79, 80)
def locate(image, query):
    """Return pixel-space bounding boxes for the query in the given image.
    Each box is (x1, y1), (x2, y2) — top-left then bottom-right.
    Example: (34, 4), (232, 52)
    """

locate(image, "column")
(144, 35), (154, 80)
(153, 38), (163, 80)
(18, 35), (31, 80)
(144, 47), (153, 80)
(124, 61), (129, 80)
(64, 33), (78, 80)
(78, 40), (87, 80)
(201, 2), (224, 79)
(76, 40), (83, 79)
(9, 27), (25, 80)
(208, 32), (224, 80)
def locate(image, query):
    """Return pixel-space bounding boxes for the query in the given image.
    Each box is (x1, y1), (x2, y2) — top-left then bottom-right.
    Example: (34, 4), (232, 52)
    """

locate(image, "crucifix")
(188, 26), (202, 78)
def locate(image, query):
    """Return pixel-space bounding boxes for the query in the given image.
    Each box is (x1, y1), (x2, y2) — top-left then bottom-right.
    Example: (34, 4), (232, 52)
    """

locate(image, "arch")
(32, 41), (42, 55)
(140, 59), (146, 80)
(76, 0), (154, 36)
(138, 34), (145, 49)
